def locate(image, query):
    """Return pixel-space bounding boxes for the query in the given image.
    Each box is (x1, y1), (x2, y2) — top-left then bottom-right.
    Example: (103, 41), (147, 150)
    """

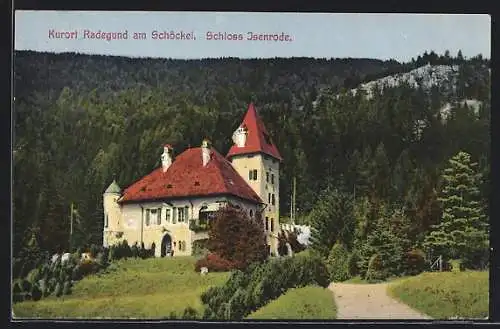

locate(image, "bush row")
(200, 251), (329, 320)
(325, 242), (428, 283)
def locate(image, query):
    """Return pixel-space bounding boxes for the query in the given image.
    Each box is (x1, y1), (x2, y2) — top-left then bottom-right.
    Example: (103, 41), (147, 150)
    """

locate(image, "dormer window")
(232, 125), (248, 147)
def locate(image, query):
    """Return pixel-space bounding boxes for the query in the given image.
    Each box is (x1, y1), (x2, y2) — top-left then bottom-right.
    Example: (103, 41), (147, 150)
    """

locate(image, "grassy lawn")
(246, 285), (337, 320)
(13, 257), (229, 319)
(387, 271), (489, 320)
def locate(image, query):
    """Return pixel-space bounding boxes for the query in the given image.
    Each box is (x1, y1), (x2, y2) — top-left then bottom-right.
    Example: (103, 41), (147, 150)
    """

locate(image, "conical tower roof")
(226, 103), (282, 161)
(104, 179), (122, 194)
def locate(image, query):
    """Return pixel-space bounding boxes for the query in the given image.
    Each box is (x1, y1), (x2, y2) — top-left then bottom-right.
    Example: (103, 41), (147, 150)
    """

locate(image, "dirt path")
(328, 282), (432, 320)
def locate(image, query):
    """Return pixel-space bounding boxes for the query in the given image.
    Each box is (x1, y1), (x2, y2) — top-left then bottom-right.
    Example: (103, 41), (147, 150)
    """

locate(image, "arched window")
(249, 209), (254, 218)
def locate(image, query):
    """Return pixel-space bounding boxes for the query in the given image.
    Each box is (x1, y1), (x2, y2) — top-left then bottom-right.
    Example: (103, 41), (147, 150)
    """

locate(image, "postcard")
(12, 11), (491, 321)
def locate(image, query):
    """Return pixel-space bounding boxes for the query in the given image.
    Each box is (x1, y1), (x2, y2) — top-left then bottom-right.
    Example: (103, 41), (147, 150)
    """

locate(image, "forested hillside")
(13, 50), (490, 263)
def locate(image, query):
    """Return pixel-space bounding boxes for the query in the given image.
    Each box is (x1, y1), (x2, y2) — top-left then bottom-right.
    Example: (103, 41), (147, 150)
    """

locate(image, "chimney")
(232, 124), (247, 147)
(161, 144), (173, 172)
(201, 139), (211, 167)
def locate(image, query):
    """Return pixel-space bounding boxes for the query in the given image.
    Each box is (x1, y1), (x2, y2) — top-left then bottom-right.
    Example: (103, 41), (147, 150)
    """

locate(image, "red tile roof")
(227, 103), (282, 161)
(119, 147), (263, 204)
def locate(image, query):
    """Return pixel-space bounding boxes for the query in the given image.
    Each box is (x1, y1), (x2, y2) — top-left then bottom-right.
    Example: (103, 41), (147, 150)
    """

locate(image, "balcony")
(189, 219), (210, 233)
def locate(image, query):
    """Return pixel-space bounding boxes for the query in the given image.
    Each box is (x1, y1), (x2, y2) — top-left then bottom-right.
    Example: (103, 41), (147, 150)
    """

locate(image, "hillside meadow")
(388, 270), (489, 320)
(246, 285), (337, 320)
(13, 257), (229, 319)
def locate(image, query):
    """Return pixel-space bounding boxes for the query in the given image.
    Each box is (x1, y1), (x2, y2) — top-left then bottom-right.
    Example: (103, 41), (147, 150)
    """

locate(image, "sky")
(14, 11), (491, 62)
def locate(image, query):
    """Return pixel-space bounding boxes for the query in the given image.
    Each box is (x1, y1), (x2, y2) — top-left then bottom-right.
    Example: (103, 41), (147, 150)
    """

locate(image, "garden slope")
(13, 257), (229, 319)
(246, 285), (337, 320)
(388, 271), (488, 319)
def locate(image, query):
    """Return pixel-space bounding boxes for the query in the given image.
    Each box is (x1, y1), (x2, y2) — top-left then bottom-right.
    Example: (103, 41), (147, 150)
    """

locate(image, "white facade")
(103, 192), (261, 257)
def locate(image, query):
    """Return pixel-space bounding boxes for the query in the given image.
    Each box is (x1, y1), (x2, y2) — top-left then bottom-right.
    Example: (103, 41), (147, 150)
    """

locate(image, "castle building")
(102, 103), (282, 257)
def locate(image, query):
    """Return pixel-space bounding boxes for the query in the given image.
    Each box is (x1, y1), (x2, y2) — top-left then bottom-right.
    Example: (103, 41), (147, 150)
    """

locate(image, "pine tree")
(423, 151), (489, 268)
(358, 205), (408, 279)
(309, 188), (355, 257)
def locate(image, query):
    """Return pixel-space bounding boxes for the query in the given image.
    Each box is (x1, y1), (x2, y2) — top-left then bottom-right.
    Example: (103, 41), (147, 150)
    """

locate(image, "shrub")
(108, 246), (115, 261)
(12, 280), (22, 294)
(366, 254), (386, 282)
(195, 253), (243, 272)
(403, 249), (427, 275)
(63, 281), (72, 295)
(31, 283), (42, 301)
(95, 252), (108, 268)
(201, 251), (329, 320)
(347, 250), (360, 277)
(47, 278), (58, 295)
(13, 293), (24, 303)
(59, 267), (70, 283)
(39, 279), (48, 297)
(326, 242), (350, 282)
(54, 282), (63, 297)
(131, 243), (139, 258)
(182, 307), (198, 320)
(78, 259), (99, 276)
(102, 247), (110, 260)
(21, 279), (32, 293)
(149, 243), (156, 258)
(277, 231), (289, 256)
(72, 264), (83, 281)
(450, 259), (464, 272)
(192, 239), (209, 257)
(122, 240), (132, 258)
(26, 268), (42, 285)
(12, 258), (23, 279)
(90, 244), (99, 258)
(206, 204), (268, 270)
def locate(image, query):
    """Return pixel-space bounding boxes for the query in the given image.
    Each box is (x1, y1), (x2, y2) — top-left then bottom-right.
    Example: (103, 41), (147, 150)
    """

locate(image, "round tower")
(103, 179), (122, 247)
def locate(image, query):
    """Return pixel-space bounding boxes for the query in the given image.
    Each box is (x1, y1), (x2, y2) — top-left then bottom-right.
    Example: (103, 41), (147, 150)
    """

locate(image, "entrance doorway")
(161, 233), (173, 257)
